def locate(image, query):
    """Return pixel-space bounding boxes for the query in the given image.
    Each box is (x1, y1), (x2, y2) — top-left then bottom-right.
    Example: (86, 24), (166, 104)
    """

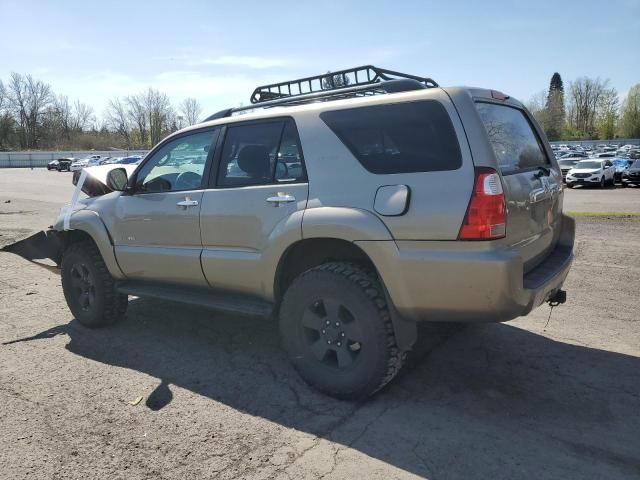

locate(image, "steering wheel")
(174, 171), (202, 190)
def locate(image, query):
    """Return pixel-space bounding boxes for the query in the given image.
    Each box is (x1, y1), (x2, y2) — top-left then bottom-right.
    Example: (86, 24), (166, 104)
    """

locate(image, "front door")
(199, 119), (309, 296)
(112, 128), (219, 286)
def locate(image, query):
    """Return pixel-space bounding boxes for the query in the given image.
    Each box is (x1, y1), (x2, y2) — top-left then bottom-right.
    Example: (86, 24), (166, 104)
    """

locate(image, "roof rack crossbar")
(202, 78), (429, 122)
(202, 66), (438, 122)
(249, 65), (438, 104)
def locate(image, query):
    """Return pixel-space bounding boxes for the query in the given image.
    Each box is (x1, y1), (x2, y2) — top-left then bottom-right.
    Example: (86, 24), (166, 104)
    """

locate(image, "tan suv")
(44, 66), (574, 399)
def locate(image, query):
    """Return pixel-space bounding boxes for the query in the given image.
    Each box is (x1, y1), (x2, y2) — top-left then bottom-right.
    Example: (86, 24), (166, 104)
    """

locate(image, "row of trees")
(1, 70), (638, 150)
(527, 73), (640, 141)
(0, 72), (203, 150)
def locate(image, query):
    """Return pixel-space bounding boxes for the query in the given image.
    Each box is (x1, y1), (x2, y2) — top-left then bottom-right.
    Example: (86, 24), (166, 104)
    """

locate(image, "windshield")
(632, 160), (640, 168)
(575, 160), (601, 169)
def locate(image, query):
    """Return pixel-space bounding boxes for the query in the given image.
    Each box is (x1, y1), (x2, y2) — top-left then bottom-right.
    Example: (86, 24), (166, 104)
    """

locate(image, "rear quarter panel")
(295, 88), (474, 241)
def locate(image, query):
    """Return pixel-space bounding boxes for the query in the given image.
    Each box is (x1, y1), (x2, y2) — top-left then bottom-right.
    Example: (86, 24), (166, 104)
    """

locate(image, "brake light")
(458, 168), (506, 240)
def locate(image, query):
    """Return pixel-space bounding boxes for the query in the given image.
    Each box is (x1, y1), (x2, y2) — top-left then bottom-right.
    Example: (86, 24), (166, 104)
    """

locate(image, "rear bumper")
(357, 215), (575, 323)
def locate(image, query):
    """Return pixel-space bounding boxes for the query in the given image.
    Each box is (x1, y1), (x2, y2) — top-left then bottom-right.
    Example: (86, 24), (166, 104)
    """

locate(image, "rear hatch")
(474, 100), (562, 272)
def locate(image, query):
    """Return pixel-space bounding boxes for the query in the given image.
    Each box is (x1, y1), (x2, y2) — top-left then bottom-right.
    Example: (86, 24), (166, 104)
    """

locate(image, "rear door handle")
(266, 194), (296, 206)
(176, 198), (199, 208)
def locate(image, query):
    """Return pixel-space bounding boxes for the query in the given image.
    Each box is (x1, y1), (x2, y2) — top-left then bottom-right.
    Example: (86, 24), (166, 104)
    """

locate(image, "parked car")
(566, 159), (615, 188)
(558, 158), (583, 182)
(56, 158), (75, 172)
(113, 155), (143, 165)
(612, 159), (633, 182)
(70, 159), (89, 171)
(621, 160), (640, 187)
(36, 66), (574, 399)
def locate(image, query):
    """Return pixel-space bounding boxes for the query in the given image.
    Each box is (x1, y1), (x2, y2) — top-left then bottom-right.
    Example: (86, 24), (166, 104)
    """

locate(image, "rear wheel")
(279, 262), (405, 400)
(61, 240), (127, 327)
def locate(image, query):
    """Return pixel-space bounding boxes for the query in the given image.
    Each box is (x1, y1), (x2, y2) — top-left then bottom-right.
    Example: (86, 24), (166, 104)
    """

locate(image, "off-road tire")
(279, 262), (405, 400)
(61, 240), (127, 328)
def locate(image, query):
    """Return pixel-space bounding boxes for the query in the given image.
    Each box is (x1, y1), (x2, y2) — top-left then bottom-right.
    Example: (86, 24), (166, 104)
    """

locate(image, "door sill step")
(116, 280), (273, 318)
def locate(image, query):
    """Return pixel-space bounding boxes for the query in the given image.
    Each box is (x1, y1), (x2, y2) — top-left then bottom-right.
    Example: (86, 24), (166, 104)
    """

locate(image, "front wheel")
(600, 177), (606, 188)
(61, 240), (127, 327)
(279, 262), (405, 400)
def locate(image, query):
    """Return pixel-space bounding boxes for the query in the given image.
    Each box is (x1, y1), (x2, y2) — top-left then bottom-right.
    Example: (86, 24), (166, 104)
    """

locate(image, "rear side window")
(217, 119), (306, 187)
(476, 103), (550, 175)
(320, 101), (462, 174)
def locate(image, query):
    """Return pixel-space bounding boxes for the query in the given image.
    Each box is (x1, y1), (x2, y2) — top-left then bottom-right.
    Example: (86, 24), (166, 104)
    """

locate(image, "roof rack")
(203, 65), (438, 122)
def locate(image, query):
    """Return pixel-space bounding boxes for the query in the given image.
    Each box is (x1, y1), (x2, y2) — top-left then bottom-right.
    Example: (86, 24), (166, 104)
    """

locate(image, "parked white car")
(70, 159), (89, 171)
(566, 159), (615, 188)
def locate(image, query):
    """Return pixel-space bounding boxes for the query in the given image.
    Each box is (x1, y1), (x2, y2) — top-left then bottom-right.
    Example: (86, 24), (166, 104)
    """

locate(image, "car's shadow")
(9, 298), (640, 479)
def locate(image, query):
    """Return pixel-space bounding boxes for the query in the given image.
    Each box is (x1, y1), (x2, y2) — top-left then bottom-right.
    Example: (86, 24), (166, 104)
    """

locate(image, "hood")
(569, 168), (601, 174)
(72, 163), (138, 197)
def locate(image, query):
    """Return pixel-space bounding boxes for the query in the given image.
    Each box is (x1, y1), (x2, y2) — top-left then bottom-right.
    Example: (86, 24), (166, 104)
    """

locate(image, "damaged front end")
(2, 163), (136, 271)
(1, 229), (64, 273)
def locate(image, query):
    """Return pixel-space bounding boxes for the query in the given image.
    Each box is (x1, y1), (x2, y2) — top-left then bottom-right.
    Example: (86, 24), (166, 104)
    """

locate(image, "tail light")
(458, 167), (506, 240)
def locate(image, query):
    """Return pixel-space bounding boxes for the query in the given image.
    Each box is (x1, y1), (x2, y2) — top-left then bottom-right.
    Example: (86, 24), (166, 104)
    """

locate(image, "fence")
(0, 150), (149, 168)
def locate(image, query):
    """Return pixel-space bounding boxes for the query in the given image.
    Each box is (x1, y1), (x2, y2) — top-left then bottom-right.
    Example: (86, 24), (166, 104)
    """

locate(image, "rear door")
(199, 118), (308, 295)
(475, 102), (561, 270)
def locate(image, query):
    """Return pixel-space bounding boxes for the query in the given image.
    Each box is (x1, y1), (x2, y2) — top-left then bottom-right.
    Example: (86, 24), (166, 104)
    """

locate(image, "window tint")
(135, 129), (216, 193)
(476, 103), (549, 174)
(275, 121), (305, 182)
(217, 119), (306, 187)
(320, 101), (461, 174)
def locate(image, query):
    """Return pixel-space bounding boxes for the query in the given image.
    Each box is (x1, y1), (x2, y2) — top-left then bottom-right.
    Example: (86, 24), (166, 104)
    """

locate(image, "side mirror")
(106, 168), (128, 191)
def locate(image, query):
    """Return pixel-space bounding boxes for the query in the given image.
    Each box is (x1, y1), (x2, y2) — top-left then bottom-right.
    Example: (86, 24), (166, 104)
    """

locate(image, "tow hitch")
(547, 289), (567, 307)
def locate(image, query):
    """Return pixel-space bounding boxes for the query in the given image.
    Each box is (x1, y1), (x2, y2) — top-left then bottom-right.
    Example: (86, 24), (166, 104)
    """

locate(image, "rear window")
(320, 100), (461, 174)
(476, 103), (550, 175)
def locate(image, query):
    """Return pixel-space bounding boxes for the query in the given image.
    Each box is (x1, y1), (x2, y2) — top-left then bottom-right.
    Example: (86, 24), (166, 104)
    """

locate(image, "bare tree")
(126, 93), (148, 146)
(72, 100), (94, 131)
(0, 79), (5, 111)
(144, 88), (173, 146)
(525, 90), (549, 131)
(567, 77), (611, 138)
(6, 73), (54, 148)
(105, 97), (131, 146)
(180, 97), (202, 126)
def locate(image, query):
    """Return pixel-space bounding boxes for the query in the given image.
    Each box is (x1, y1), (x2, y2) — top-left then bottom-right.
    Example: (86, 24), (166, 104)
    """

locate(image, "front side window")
(320, 100), (462, 174)
(135, 129), (217, 193)
(217, 119), (306, 187)
(476, 103), (550, 174)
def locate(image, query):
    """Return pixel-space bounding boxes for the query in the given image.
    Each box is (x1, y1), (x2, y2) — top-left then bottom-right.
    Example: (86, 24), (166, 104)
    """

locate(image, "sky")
(1, 0), (639, 119)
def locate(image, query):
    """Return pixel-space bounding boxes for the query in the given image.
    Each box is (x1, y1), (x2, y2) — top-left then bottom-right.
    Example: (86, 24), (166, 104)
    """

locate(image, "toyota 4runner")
(29, 66), (574, 399)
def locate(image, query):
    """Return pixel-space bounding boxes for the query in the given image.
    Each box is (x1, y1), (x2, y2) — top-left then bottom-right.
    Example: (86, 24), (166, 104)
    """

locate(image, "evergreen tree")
(545, 73), (565, 141)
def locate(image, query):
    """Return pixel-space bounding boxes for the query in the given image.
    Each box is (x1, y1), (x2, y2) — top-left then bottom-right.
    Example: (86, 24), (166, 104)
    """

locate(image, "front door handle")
(266, 193), (296, 206)
(176, 198), (199, 208)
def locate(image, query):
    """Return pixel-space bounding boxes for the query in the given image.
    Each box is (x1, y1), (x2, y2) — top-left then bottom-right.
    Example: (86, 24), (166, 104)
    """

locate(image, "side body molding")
(53, 209), (125, 279)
